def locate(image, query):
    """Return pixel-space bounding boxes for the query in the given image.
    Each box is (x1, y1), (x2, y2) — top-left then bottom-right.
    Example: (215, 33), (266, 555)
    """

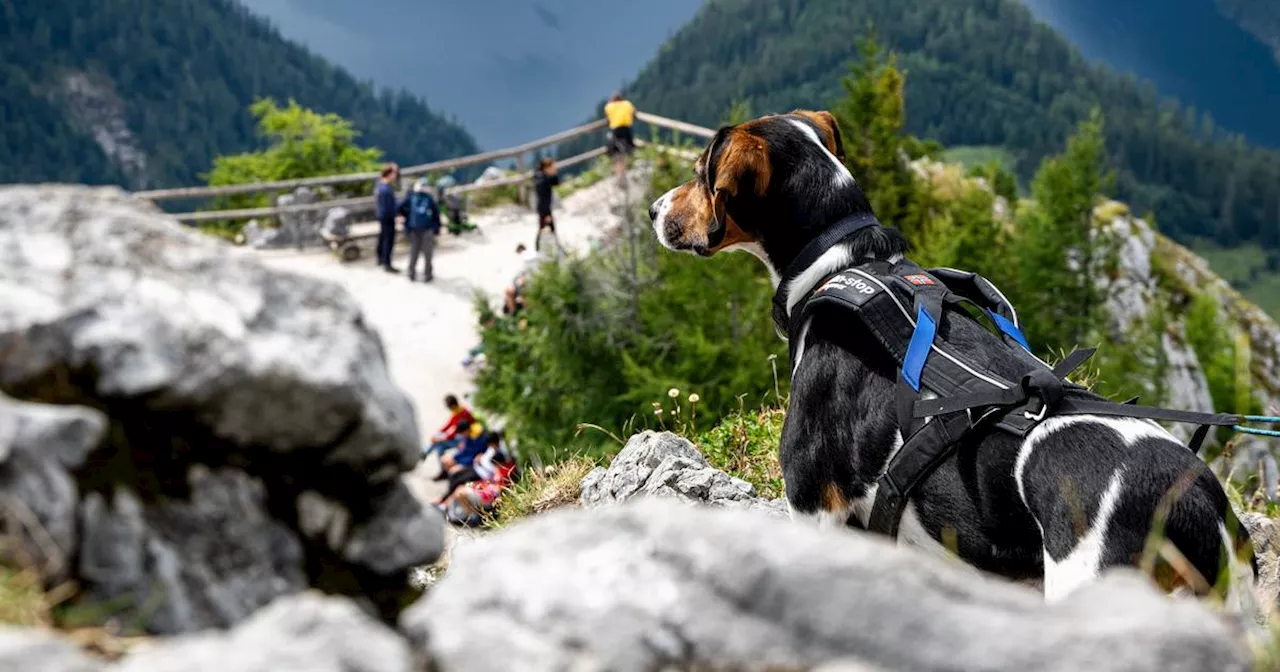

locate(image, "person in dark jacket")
(532, 157), (560, 252)
(398, 177), (441, 282)
(374, 163), (401, 273)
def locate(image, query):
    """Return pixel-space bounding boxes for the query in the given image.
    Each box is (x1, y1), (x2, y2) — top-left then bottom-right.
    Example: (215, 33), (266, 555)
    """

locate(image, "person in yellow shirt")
(604, 91), (636, 180)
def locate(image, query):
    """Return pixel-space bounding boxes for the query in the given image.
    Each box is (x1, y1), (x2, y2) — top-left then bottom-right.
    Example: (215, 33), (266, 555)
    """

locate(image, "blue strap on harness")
(986, 309), (1031, 352)
(902, 306), (937, 392)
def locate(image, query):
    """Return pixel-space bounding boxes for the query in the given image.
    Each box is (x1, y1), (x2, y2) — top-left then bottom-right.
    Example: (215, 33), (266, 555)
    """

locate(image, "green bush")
(472, 146), (787, 462)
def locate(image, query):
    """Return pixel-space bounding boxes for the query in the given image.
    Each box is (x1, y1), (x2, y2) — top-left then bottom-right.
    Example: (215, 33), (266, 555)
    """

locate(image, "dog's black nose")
(648, 202), (659, 222)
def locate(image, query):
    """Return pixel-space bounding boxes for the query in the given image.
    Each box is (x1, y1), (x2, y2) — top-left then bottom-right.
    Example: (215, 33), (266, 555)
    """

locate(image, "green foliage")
(623, 0), (1280, 253)
(1183, 293), (1262, 418)
(694, 405), (786, 499)
(473, 145), (787, 461)
(205, 99), (383, 209)
(833, 33), (918, 232)
(1192, 241), (1280, 318)
(1012, 111), (1115, 354)
(1, 0), (477, 189)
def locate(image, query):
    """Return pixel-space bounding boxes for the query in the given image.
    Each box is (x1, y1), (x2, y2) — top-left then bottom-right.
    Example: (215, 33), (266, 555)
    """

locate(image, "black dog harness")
(772, 215), (1246, 538)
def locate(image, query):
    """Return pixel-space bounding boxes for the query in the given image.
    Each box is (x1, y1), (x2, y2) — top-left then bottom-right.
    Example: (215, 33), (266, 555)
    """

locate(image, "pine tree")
(832, 31), (920, 235)
(1013, 109), (1114, 353)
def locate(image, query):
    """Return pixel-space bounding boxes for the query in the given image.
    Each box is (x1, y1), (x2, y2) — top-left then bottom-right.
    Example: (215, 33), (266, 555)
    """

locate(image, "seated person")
(423, 394), (474, 461)
(437, 446), (518, 526)
(440, 432), (513, 501)
(437, 418), (487, 478)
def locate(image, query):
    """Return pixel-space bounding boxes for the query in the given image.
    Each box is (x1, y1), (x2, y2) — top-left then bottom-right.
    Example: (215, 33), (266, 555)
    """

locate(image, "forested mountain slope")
(0, 0), (478, 189)
(622, 0), (1280, 252)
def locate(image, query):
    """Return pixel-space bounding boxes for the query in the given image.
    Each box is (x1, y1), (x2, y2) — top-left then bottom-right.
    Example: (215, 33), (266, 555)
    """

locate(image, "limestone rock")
(404, 499), (1249, 672)
(580, 431), (783, 515)
(77, 468), (307, 634)
(0, 393), (106, 581)
(0, 628), (102, 672)
(0, 185), (441, 633)
(0, 185), (419, 480)
(115, 592), (414, 672)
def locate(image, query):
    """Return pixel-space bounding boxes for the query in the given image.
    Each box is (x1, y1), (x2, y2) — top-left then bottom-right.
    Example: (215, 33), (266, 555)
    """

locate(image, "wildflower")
(654, 409), (664, 416)
(651, 401), (662, 408)
(668, 388), (680, 399)
(688, 393), (700, 403)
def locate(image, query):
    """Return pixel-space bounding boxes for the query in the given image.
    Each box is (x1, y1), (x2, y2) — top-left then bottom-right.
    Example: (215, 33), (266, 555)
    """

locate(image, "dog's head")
(649, 110), (868, 278)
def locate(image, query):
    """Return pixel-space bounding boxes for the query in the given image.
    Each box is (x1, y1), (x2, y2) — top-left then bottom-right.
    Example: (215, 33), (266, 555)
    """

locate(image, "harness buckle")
(1024, 403), (1048, 422)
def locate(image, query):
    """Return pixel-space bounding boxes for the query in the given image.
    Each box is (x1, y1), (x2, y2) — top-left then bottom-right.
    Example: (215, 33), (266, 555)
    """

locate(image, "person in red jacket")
(422, 394), (474, 461)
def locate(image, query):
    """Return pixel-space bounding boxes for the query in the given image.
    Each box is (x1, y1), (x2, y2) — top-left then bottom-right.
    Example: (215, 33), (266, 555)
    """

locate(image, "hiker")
(398, 177), (441, 282)
(503, 243), (539, 316)
(437, 418), (488, 478)
(374, 163), (401, 273)
(533, 157), (561, 251)
(604, 91), (636, 180)
(436, 444), (518, 526)
(423, 394), (474, 462)
(439, 432), (512, 502)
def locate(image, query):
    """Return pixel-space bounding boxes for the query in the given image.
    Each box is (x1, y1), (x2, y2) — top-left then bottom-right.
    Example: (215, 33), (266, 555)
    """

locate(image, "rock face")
(404, 499), (1250, 672)
(0, 394), (107, 583)
(580, 430), (788, 517)
(0, 185), (441, 633)
(115, 592), (415, 672)
(0, 627), (102, 672)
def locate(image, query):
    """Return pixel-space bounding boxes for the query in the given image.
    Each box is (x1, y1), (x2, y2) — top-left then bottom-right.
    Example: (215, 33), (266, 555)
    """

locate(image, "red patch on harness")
(904, 274), (936, 286)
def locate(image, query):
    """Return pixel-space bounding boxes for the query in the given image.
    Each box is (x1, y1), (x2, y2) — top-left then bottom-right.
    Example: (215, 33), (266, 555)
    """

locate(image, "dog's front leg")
(778, 337), (897, 532)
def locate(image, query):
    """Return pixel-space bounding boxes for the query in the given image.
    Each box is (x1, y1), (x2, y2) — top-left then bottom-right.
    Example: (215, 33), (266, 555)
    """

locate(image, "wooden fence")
(137, 112), (714, 224)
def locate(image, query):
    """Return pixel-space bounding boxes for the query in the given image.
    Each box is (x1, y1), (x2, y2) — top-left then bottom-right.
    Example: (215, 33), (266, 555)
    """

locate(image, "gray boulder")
(0, 393), (106, 582)
(115, 592), (414, 672)
(78, 468), (308, 634)
(1240, 512), (1280, 617)
(322, 207), (351, 239)
(0, 628), (102, 672)
(404, 499), (1249, 672)
(0, 185), (418, 478)
(580, 431), (788, 516)
(0, 185), (440, 632)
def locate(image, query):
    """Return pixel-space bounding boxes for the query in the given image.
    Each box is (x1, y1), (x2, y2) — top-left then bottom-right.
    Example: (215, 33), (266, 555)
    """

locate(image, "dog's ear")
(709, 129), (771, 225)
(792, 109), (845, 161)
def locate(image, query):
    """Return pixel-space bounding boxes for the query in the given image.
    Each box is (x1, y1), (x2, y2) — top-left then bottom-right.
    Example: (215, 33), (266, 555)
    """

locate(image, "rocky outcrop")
(0, 592), (414, 672)
(403, 499), (1250, 672)
(580, 430), (788, 517)
(115, 593), (414, 672)
(0, 185), (441, 633)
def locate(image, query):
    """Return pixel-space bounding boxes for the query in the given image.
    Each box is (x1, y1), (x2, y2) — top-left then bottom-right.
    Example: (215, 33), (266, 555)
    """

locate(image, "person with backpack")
(398, 177), (442, 282)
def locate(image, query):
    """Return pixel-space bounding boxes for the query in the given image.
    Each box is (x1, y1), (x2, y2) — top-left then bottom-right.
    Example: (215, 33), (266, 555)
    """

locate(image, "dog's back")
(934, 297), (1257, 601)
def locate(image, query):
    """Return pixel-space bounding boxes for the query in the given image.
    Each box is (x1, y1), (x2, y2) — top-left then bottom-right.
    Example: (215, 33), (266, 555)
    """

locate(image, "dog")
(648, 109), (1256, 603)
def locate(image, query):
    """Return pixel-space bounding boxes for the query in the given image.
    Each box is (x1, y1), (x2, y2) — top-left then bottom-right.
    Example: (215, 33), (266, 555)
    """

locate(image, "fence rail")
(154, 113), (717, 223)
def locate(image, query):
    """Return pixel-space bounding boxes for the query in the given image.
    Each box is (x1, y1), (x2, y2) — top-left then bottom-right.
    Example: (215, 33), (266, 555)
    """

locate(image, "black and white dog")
(648, 110), (1256, 602)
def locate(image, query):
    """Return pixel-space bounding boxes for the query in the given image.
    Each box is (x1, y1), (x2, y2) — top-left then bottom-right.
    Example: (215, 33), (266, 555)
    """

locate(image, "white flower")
(654, 409), (664, 416)
(688, 393), (700, 403)
(668, 388), (680, 399)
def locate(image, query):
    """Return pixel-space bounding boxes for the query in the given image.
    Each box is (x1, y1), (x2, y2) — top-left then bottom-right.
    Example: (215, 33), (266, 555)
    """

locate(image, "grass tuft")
(484, 456), (599, 529)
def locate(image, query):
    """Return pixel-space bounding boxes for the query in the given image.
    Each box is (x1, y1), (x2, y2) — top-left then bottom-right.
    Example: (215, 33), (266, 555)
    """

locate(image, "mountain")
(1019, 0), (1280, 147)
(0, 0), (478, 190)
(1219, 0), (1280, 64)
(235, 0), (703, 149)
(621, 0), (1280, 254)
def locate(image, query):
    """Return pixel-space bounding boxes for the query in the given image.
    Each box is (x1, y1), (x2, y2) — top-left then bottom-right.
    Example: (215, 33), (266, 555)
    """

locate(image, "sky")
(238, 0), (703, 149)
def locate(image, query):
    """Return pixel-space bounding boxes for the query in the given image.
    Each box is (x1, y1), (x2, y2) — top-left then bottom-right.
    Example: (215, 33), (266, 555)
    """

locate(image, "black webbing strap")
(911, 348), (1096, 419)
(771, 213), (883, 333)
(1049, 398), (1240, 454)
(867, 411), (975, 536)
